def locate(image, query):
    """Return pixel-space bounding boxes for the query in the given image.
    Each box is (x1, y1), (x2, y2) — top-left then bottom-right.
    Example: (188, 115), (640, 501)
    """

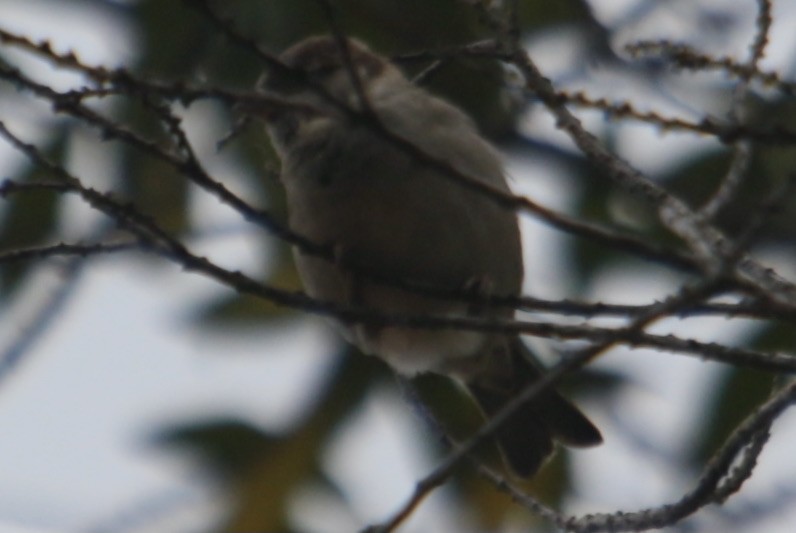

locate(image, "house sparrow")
(256, 35), (602, 477)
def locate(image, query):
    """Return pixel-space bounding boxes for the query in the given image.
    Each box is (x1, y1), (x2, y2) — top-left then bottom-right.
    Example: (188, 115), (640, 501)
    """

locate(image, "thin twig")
(564, 379), (796, 532)
(0, 240), (136, 263)
(699, 0), (772, 220)
(626, 40), (796, 96)
(4, 123), (796, 378)
(510, 41), (796, 307)
(560, 90), (796, 144)
(362, 281), (723, 532)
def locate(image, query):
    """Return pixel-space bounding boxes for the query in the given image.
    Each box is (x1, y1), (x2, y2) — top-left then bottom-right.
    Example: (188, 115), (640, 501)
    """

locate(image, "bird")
(254, 35), (602, 477)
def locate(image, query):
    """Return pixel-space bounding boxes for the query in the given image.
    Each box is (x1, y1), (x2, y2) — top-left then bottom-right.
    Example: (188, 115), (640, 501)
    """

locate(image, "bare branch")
(0, 240), (136, 264)
(560, 90), (796, 145)
(565, 379), (796, 532)
(626, 40), (796, 96)
(699, 0), (772, 220)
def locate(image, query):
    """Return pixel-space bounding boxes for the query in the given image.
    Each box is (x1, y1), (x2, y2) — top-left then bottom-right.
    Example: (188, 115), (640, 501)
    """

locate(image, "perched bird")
(256, 35), (601, 477)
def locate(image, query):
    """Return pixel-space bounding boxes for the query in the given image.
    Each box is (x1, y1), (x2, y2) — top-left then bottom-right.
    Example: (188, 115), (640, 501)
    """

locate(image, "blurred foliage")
(158, 349), (389, 532)
(0, 131), (66, 295)
(2, 0), (795, 531)
(691, 366), (774, 466)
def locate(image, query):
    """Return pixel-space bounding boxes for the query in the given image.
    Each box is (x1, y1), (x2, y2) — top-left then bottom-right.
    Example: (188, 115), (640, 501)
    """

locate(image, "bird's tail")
(465, 336), (602, 477)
